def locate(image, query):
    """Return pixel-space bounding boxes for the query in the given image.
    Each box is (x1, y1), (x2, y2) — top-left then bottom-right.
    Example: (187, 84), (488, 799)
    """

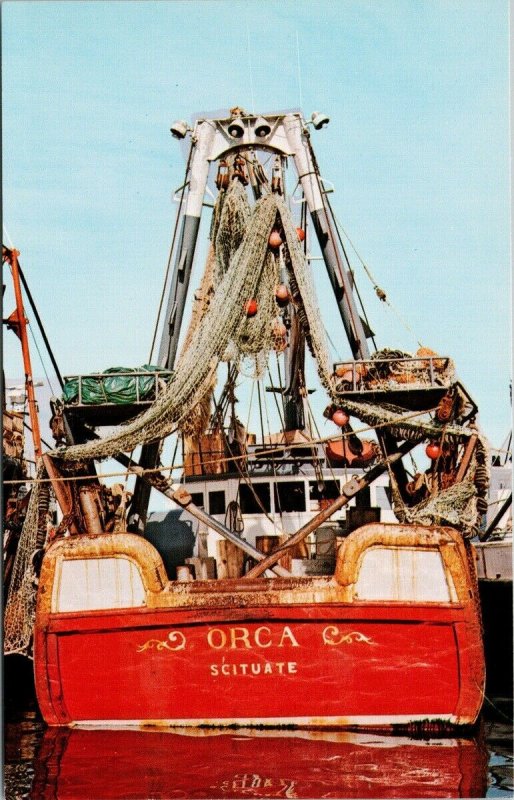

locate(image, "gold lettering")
(254, 626), (272, 648)
(221, 662), (230, 676)
(264, 662), (273, 674)
(278, 626), (299, 648)
(288, 662), (297, 673)
(230, 627), (252, 649)
(207, 628), (227, 649)
(210, 664), (218, 676)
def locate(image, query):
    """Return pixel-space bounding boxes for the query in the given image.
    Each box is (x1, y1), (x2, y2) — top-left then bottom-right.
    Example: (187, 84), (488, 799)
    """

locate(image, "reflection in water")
(482, 720), (514, 795)
(4, 710), (45, 799)
(27, 726), (490, 799)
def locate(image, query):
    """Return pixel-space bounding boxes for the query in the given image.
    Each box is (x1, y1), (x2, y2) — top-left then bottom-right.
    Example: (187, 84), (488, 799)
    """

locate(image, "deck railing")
(333, 356), (452, 393)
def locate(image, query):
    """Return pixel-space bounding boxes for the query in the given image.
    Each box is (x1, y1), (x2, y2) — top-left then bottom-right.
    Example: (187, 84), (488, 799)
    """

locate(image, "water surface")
(4, 700), (512, 799)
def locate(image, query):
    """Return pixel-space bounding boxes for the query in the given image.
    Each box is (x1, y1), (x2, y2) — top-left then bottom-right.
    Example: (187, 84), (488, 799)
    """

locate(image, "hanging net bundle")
(4, 463), (48, 654)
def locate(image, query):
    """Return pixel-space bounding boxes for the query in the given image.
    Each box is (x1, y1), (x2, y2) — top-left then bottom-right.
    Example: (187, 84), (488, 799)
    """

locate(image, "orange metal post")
(8, 249), (43, 460)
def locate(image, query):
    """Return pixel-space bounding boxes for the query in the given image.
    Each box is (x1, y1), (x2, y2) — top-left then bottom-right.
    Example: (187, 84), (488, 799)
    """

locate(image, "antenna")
(246, 19), (256, 112)
(3, 225), (14, 249)
(296, 30), (303, 110)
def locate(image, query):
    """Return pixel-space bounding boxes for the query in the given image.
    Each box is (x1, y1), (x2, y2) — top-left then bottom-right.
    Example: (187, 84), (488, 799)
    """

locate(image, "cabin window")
(53, 557), (146, 613)
(375, 487), (391, 510)
(354, 547), (455, 603)
(190, 492), (204, 508)
(208, 490), (225, 515)
(239, 482), (271, 514)
(309, 480), (340, 500)
(274, 481), (306, 512)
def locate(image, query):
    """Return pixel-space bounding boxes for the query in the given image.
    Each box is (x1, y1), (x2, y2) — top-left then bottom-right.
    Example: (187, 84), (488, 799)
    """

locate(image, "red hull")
(33, 525), (485, 728)
(31, 727), (488, 799)
(36, 603), (482, 726)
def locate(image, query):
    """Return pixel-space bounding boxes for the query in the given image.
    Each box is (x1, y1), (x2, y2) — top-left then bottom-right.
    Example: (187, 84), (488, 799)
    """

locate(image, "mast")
(129, 120), (217, 531)
(283, 115), (370, 361)
(129, 110), (378, 529)
(2, 247), (42, 460)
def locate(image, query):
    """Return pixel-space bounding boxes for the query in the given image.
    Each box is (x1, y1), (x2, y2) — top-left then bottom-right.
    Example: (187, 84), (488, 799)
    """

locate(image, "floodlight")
(254, 116), (271, 138)
(170, 120), (189, 139)
(311, 111), (330, 130)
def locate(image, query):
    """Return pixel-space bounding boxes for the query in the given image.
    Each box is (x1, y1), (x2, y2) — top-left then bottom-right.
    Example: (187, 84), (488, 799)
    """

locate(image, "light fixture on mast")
(254, 116), (272, 138)
(227, 118), (245, 138)
(309, 111), (330, 130)
(170, 120), (190, 139)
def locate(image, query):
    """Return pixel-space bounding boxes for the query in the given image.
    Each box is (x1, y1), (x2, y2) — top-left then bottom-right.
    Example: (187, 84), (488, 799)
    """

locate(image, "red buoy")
(244, 299), (258, 317)
(275, 283), (289, 307)
(296, 227), (305, 242)
(332, 409), (349, 427)
(268, 231), (282, 249)
(426, 442), (441, 460)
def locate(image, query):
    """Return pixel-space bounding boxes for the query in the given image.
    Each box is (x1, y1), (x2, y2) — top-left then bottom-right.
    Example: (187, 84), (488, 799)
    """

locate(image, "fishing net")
(177, 244), (217, 437)
(47, 183), (313, 463)
(4, 462), (47, 655)
(51, 184), (279, 462)
(212, 180), (250, 281)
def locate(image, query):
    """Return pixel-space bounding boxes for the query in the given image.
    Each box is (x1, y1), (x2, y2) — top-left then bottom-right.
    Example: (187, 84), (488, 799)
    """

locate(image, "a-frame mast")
(129, 109), (376, 529)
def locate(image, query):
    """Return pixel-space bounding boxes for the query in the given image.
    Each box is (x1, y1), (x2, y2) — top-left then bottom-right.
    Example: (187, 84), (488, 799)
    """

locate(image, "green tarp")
(62, 365), (173, 406)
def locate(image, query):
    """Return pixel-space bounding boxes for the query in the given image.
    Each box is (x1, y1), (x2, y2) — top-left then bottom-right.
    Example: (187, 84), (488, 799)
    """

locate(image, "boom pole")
(3, 247), (42, 460)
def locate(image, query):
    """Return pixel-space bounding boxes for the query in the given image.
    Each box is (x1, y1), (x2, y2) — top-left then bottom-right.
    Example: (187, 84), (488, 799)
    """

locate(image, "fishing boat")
(4, 108), (487, 730)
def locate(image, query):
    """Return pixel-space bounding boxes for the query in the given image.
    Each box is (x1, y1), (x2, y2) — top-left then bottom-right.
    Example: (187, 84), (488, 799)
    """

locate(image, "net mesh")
(4, 462), (47, 654)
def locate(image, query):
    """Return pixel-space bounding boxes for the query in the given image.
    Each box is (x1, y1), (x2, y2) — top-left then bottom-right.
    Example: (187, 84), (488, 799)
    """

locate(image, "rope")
(0, 408), (451, 487)
(333, 211), (423, 346)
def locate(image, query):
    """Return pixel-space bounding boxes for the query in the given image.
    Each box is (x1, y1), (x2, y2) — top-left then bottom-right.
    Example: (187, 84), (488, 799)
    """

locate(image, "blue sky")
(2, 0), (511, 449)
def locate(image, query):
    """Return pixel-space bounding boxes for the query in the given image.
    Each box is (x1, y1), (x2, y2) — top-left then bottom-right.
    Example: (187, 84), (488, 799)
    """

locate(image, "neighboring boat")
(474, 437), (512, 698)
(5, 109), (488, 729)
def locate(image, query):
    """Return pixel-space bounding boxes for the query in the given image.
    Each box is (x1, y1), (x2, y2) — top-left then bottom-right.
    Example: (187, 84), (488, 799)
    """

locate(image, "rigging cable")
(28, 324), (56, 397)
(295, 31), (304, 110)
(269, 354), (286, 431)
(245, 18), (256, 112)
(323, 324), (343, 362)
(260, 364), (282, 528)
(17, 260), (64, 389)
(4, 253), (64, 389)
(305, 138), (368, 357)
(2, 406), (441, 487)
(329, 208), (424, 348)
(322, 195), (378, 352)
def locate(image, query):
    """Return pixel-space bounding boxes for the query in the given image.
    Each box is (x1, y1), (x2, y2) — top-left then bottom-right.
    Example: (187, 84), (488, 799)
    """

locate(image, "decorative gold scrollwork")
(137, 630), (186, 652)
(322, 626), (375, 646)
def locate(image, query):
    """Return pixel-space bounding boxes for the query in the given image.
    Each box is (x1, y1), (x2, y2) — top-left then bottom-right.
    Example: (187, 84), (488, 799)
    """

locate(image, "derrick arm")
(283, 117), (410, 493)
(128, 121), (216, 532)
(283, 115), (370, 362)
